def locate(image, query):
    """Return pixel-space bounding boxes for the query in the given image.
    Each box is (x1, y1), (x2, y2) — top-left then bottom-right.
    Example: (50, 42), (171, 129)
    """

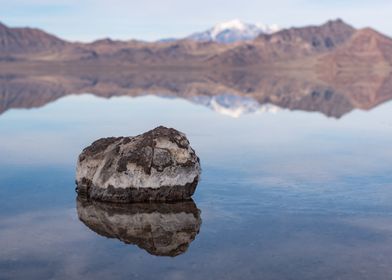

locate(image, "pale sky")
(0, 0), (391, 42)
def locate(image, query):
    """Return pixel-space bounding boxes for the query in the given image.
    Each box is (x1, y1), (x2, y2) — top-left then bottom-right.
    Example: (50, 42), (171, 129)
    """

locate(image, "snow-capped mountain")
(192, 94), (280, 118)
(187, 19), (280, 43)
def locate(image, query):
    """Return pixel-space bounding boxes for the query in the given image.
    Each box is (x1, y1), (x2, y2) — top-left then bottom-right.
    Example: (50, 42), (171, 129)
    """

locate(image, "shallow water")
(1, 84), (392, 279)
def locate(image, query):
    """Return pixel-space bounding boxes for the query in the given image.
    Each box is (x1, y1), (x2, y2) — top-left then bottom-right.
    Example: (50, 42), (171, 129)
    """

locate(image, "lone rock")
(76, 126), (200, 203)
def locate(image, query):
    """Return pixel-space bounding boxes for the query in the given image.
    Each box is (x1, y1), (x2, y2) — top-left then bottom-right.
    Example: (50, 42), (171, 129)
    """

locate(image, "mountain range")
(1, 19), (392, 71)
(1, 18), (392, 118)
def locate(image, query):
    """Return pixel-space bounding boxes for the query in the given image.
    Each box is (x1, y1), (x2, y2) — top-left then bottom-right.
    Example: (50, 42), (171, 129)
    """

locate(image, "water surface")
(1, 74), (392, 279)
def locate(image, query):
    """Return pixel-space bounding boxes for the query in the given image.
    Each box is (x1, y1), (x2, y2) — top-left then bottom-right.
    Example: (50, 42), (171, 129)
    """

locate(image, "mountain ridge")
(0, 19), (392, 71)
(0, 21), (67, 54)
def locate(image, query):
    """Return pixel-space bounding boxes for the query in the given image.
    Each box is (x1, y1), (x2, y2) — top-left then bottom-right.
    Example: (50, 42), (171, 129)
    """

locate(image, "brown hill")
(0, 22), (67, 55)
(257, 19), (355, 52)
(207, 19), (356, 67)
(319, 27), (392, 70)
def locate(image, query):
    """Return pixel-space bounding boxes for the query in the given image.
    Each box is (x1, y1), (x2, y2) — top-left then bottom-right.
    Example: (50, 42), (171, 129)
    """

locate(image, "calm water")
(1, 85), (392, 279)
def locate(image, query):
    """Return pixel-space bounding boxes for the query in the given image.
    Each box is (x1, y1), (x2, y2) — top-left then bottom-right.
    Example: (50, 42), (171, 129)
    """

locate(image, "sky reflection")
(0, 93), (392, 279)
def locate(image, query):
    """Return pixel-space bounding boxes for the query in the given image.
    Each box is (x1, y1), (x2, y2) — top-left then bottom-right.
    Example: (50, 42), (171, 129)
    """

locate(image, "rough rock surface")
(76, 196), (201, 256)
(76, 126), (200, 202)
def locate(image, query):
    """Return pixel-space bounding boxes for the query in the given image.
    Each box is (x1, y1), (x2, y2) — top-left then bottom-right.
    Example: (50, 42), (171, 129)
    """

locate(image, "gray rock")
(76, 196), (202, 257)
(76, 126), (200, 202)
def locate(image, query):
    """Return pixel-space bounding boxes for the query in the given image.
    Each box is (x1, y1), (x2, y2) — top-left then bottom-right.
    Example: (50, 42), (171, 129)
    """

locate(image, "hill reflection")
(1, 69), (392, 118)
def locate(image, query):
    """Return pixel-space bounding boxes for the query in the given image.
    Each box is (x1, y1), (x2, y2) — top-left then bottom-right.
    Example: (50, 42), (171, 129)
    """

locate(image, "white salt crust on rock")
(75, 126), (201, 202)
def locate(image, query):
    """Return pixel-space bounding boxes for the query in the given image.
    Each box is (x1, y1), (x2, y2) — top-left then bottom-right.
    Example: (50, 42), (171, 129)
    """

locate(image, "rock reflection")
(76, 196), (202, 257)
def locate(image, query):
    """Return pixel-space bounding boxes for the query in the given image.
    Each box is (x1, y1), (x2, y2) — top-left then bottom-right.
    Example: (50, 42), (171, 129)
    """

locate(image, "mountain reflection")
(76, 196), (202, 257)
(1, 69), (392, 118)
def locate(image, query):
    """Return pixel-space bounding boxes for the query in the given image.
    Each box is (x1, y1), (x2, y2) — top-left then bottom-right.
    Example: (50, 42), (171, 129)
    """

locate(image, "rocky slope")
(1, 19), (391, 69)
(0, 21), (67, 55)
(207, 19), (356, 66)
(320, 27), (392, 69)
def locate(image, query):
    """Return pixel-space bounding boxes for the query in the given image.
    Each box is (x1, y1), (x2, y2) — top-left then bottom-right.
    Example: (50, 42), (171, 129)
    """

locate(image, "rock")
(76, 195), (202, 257)
(76, 126), (201, 203)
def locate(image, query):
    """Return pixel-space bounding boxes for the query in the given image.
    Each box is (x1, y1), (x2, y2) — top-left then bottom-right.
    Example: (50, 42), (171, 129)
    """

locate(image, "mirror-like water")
(1, 74), (392, 279)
